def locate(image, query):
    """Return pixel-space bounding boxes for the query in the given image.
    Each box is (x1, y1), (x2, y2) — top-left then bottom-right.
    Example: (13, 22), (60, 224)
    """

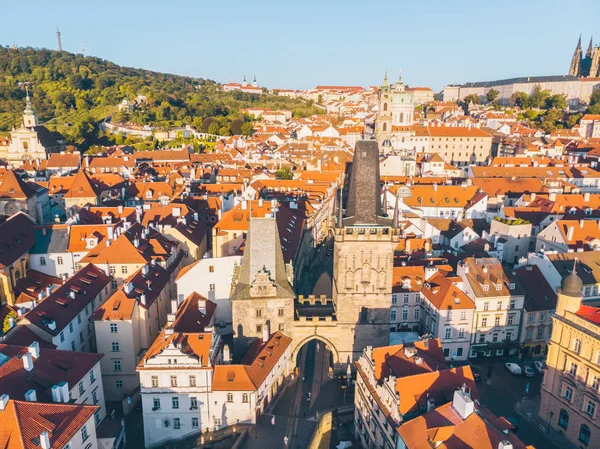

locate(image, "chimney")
(51, 385), (62, 403)
(425, 265), (438, 281)
(118, 204), (124, 213)
(223, 345), (231, 363)
(40, 431), (50, 449)
(584, 192), (591, 202)
(140, 294), (147, 306)
(193, 212), (199, 221)
(69, 291), (76, 300)
(124, 283), (134, 295)
(567, 226), (574, 241)
(426, 397), (436, 412)
(105, 263), (111, 277)
(498, 442), (513, 449)
(433, 183), (438, 192)
(108, 226), (114, 240)
(134, 238), (140, 248)
(23, 352), (34, 371)
(48, 320), (56, 331)
(171, 299), (178, 314)
(549, 192), (557, 201)
(28, 341), (40, 359)
(218, 209), (222, 220)
(258, 198), (264, 207)
(0, 394), (9, 410)
(173, 207), (181, 217)
(530, 192), (536, 201)
(452, 388), (475, 420)
(59, 381), (69, 403)
(262, 322), (270, 342)
(580, 219), (585, 229)
(24, 389), (37, 402)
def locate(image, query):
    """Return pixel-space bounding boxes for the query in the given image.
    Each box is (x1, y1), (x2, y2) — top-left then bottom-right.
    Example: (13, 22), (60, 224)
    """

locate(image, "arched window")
(399, 113), (404, 123)
(573, 338), (581, 354)
(382, 122), (387, 132)
(14, 270), (20, 281)
(579, 424), (590, 446)
(383, 103), (388, 112)
(558, 409), (569, 429)
(361, 263), (370, 284)
(22, 141), (29, 151)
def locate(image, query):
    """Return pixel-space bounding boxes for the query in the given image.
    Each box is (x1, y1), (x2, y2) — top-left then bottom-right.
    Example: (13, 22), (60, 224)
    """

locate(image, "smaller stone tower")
(555, 260), (583, 317)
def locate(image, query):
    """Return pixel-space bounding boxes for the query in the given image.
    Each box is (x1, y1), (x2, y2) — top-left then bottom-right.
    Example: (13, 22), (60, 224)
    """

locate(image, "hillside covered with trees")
(0, 46), (321, 147)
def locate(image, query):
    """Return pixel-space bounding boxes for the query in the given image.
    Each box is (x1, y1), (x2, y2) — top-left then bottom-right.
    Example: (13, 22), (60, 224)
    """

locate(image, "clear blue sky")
(1, 0), (598, 91)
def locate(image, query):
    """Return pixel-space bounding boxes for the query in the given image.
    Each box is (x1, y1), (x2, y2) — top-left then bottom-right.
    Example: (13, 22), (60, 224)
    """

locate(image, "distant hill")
(0, 46), (320, 145)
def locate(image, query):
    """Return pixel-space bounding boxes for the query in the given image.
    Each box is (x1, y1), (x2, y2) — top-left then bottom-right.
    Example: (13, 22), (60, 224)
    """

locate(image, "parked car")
(505, 363), (522, 375)
(523, 365), (535, 377)
(534, 361), (545, 374)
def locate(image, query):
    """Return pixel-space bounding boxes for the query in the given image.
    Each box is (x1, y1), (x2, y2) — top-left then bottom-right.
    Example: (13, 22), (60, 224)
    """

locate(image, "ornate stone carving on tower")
(231, 217), (295, 359)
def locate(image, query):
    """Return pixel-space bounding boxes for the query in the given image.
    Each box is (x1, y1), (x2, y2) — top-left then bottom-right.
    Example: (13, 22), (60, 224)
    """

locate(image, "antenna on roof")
(56, 26), (62, 52)
(81, 40), (86, 56)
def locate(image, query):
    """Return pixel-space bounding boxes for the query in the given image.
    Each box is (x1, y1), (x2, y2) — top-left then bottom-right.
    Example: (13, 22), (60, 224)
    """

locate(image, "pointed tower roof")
(577, 34), (582, 50)
(382, 69), (389, 88)
(232, 217), (294, 300)
(344, 140), (389, 225)
(587, 36), (594, 58)
(561, 259), (583, 297)
(63, 169), (100, 199)
(0, 169), (38, 199)
(23, 90), (35, 116)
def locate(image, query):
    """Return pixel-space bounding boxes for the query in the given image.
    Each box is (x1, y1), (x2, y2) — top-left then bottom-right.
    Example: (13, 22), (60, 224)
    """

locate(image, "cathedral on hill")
(569, 35), (600, 78)
(0, 93), (65, 165)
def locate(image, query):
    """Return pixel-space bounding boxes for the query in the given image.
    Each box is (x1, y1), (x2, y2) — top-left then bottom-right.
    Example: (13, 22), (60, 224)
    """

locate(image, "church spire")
(22, 86), (38, 127)
(577, 34), (582, 50)
(382, 69), (389, 88)
(587, 36), (594, 58)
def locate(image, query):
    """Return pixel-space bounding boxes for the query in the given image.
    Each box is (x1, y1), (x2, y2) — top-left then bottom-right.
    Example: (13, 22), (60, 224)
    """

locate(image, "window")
(256, 309), (262, 318)
(444, 348), (450, 357)
(585, 399), (596, 417)
(526, 329), (533, 340)
(60, 332), (65, 343)
(390, 310), (396, 321)
(537, 328), (544, 339)
(209, 283), (216, 291)
(173, 418), (181, 430)
(510, 299), (516, 310)
(402, 309), (408, 321)
(460, 311), (467, 320)
(191, 397), (198, 409)
(573, 338), (581, 354)
(151, 376), (158, 387)
(109, 266), (116, 275)
(242, 393), (249, 403)
(214, 418), (221, 427)
(458, 327), (465, 338)
(81, 425), (89, 442)
(78, 314), (82, 325)
(256, 324), (262, 333)
(278, 308), (284, 317)
(592, 376), (600, 391)
(495, 316), (501, 326)
(227, 393), (233, 403)
(579, 424), (590, 446)
(110, 323), (118, 333)
(558, 409), (569, 429)
(497, 301), (502, 311)
(57, 256), (63, 265)
(483, 302), (489, 311)
(71, 341), (76, 351)
(116, 380), (123, 389)
(392, 295), (397, 305)
(189, 375), (196, 387)
(447, 311), (453, 321)
(40, 256), (46, 266)
(403, 294), (409, 304)
(153, 398), (161, 410)
(113, 360), (122, 371)
(414, 309), (420, 320)
(507, 314), (514, 326)
(79, 381), (84, 395)
(278, 323), (285, 332)
(192, 417), (199, 428)
(457, 348), (463, 357)
(528, 313), (535, 324)
(92, 391), (98, 404)
(170, 376), (178, 387)
(481, 317), (487, 327)
(596, 350), (600, 365)
(111, 280), (118, 289)
(89, 370), (96, 383)
(444, 327), (452, 340)
(172, 397), (179, 409)
(209, 265), (215, 273)
(564, 385), (574, 402)
(569, 362), (578, 376)
(121, 266), (128, 274)
(69, 323), (74, 333)
(539, 312), (546, 322)
(112, 342), (120, 352)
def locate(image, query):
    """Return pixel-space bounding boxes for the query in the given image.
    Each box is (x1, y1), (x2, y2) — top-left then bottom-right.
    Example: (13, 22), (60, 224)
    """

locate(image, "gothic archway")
(291, 335), (339, 368)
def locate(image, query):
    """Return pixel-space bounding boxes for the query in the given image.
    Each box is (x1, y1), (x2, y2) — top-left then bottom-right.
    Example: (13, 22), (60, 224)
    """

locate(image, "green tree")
(589, 90), (600, 114)
(317, 94), (323, 104)
(510, 92), (529, 108)
(207, 122), (220, 135)
(545, 94), (567, 110)
(73, 117), (95, 142)
(539, 109), (562, 133)
(528, 85), (550, 109)
(485, 89), (500, 103)
(523, 109), (540, 121)
(241, 122), (253, 136)
(275, 166), (294, 180)
(463, 94), (480, 105)
(566, 113), (582, 128)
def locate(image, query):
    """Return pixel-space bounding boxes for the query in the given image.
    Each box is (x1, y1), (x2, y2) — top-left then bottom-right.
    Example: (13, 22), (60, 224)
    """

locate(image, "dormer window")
(495, 284), (502, 291)
(483, 285), (489, 292)
(86, 237), (98, 249)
